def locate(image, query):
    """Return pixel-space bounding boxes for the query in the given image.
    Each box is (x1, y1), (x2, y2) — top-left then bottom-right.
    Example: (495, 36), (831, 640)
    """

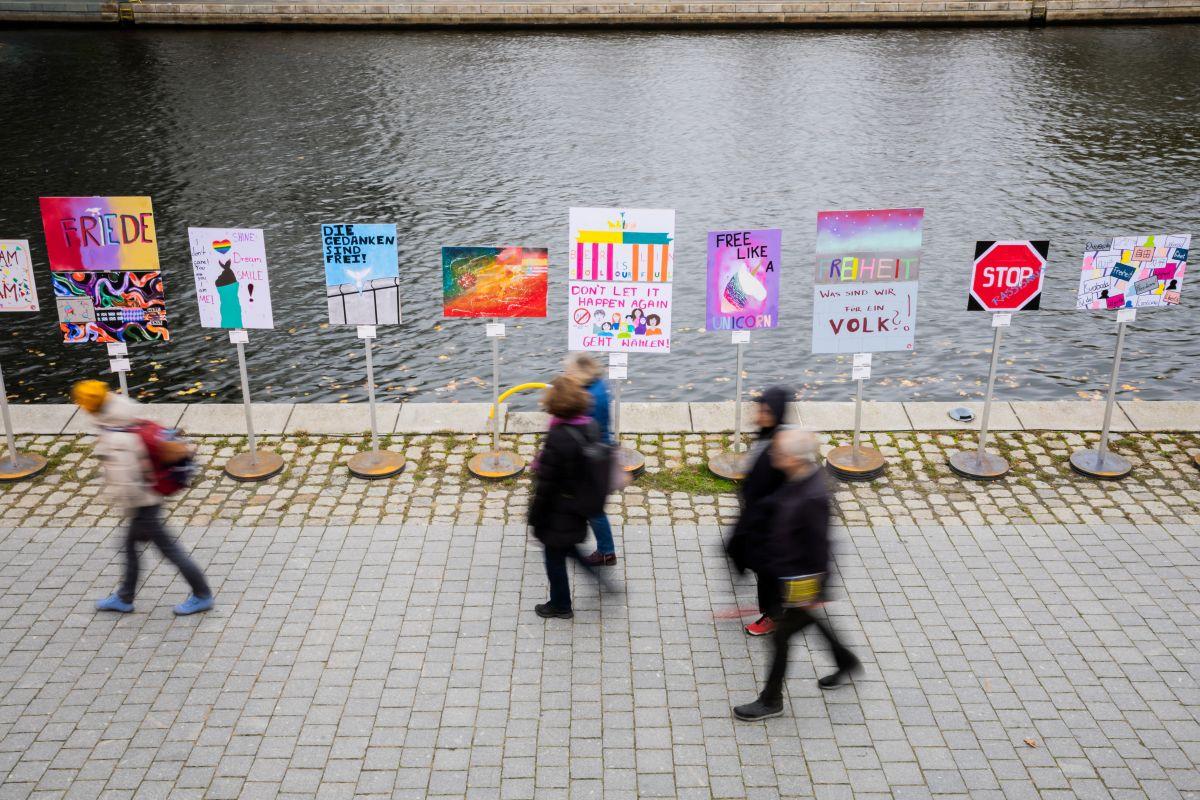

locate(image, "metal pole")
(365, 337), (378, 452)
(851, 377), (864, 459)
(491, 334), (500, 452)
(117, 369), (128, 396)
(976, 324), (1003, 466)
(1098, 320), (1127, 464)
(733, 342), (744, 453)
(0, 363), (17, 469)
(236, 340), (257, 464)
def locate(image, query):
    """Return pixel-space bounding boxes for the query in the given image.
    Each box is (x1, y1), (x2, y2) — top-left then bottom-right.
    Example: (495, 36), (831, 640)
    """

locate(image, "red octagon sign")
(968, 240), (1048, 311)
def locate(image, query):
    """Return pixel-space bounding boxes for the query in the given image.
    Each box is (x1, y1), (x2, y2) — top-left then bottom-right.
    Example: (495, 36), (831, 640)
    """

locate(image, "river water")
(1, 26), (1197, 406)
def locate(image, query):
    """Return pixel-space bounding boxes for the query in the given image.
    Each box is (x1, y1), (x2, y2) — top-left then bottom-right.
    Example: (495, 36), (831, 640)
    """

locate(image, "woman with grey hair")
(563, 352), (618, 566)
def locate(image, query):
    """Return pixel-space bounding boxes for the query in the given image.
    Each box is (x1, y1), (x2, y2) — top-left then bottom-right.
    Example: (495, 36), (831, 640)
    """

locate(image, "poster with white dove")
(322, 223), (401, 325)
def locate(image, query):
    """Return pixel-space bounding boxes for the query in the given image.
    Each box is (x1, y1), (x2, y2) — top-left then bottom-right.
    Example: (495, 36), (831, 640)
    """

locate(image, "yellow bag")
(779, 573), (824, 608)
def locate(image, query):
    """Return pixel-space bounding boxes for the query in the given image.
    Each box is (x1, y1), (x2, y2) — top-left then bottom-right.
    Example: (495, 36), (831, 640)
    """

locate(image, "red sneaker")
(745, 615), (775, 636)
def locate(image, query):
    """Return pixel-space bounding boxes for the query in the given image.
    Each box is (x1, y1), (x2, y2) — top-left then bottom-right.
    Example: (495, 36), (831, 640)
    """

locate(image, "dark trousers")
(761, 606), (857, 705)
(756, 571), (780, 618)
(543, 544), (592, 611)
(119, 505), (210, 603)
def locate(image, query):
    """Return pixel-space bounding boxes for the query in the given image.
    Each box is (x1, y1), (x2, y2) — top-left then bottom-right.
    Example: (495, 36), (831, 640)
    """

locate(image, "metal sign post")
(0, 362), (47, 481)
(608, 352), (643, 477)
(1071, 309), (1135, 480)
(347, 325), (405, 479)
(107, 342), (130, 395)
(825, 353), (886, 481)
(468, 323), (524, 479)
(708, 331), (751, 481)
(949, 313), (1012, 480)
(223, 329), (284, 481)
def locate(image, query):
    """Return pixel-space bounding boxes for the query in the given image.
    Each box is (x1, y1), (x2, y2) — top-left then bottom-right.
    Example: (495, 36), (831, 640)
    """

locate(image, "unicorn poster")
(322, 223), (401, 325)
(188, 227), (274, 329)
(706, 229), (781, 332)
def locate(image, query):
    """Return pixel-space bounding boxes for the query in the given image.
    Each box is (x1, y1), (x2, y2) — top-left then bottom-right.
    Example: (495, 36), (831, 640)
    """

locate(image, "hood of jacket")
(757, 385), (793, 440)
(93, 392), (142, 429)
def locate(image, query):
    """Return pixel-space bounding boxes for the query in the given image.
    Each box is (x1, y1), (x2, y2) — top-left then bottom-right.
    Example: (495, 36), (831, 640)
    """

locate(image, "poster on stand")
(567, 207), (675, 353)
(441, 246), (549, 318)
(189, 227), (274, 329)
(0, 240), (39, 312)
(811, 208), (923, 354)
(1076, 234), (1188, 310)
(322, 223), (401, 325)
(706, 229), (780, 332)
(39, 197), (167, 343)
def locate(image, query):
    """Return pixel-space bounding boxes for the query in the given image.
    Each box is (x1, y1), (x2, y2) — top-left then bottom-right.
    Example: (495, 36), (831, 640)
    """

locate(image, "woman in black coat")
(724, 385), (792, 636)
(529, 375), (601, 620)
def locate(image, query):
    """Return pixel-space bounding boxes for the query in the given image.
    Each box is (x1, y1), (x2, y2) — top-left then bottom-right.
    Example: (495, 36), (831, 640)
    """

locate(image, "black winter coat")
(725, 438), (787, 571)
(757, 470), (832, 584)
(528, 422), (593, 547)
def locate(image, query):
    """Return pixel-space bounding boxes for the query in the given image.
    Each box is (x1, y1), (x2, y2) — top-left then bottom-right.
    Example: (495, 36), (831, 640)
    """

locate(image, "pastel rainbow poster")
(39, 196), (159, 272)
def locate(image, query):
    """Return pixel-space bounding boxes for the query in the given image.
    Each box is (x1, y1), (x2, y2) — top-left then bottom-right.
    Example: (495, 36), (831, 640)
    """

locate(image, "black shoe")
(818, 656), (863, 690)
(583, 551), (618, 566)
(535, 603), (573, 620)
(733, 699), (784, 721)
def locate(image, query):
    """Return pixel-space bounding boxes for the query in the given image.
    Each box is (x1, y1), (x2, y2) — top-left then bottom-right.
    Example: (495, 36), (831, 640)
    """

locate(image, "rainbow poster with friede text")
(39, 196), (159, 272)
(39, 196), (167, 343)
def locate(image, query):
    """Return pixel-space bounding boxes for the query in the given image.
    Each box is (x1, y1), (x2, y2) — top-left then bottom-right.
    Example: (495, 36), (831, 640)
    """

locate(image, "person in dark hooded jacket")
(528, 376), (603, 620)
(725, 386), (791, 637)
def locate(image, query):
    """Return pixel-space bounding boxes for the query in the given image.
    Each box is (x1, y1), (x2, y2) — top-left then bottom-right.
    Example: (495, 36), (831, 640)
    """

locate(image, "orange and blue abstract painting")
(442, 247), (548, 318)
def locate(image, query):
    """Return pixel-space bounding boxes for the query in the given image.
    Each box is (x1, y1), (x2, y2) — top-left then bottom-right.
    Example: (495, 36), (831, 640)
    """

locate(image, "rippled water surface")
(1, 26), (1198, 405)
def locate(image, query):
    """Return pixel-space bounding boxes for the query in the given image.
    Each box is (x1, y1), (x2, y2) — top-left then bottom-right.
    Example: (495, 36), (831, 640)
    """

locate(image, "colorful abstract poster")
(0, 240), (39, 312)
(567, 207), (675, 353)
(189, 227), (274, 329)
(811, 208), (923, 354)
(51, 270), (167, 343)
(1076, 234), (1188, 310)
(39, 196), (158, 272)
(706, 229), (780, 331)
(441, 246), (549, 318)
(322, 223), (401, 325)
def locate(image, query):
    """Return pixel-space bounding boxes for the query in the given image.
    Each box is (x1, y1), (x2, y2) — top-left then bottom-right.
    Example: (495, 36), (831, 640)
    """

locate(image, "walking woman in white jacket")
(72, 381), (214, 616)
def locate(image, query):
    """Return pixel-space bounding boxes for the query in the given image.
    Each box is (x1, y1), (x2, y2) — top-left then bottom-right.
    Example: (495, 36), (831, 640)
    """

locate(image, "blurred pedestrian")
(725, 386), (791, 636)
(564, 352), (618, 566)
(734, 429), (861, 721)
(528, 376), (610, 619)
(72, 380), (214, 616)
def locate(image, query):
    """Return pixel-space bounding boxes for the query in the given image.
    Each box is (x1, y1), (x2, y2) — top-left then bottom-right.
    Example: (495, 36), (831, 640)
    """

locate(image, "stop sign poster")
(811, 208), (923, 354)
(968, 240), (1048, 311)
(1076, 234), (1188, 310)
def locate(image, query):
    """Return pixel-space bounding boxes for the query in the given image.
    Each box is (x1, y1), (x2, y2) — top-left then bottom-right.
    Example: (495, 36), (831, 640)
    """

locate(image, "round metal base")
(224, 450), (285, 482)
(347, 449), (406, 480)
(1194, 452), (1200, 471)
(826, 445), (886, 482)
(618, 447), (645, 478)
(468, 450), (525, 480)
(707, 451), (747, 481)
(0, 452), (48, 482)
(948, 449), (1010, 481)
(1070, 448), (1132, 481)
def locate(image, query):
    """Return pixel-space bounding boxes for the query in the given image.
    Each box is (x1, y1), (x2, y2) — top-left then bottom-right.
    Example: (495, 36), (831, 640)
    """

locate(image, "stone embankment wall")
(2, 0), (1198, 25)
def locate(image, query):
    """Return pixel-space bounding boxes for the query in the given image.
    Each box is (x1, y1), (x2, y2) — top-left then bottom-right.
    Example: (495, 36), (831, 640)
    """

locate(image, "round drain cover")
(948, 406), (976, 423)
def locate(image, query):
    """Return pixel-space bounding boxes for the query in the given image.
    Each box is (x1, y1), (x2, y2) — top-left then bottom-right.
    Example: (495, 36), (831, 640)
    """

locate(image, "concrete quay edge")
(5, 400), (1197, 435)
(2, 0), (1198, 25)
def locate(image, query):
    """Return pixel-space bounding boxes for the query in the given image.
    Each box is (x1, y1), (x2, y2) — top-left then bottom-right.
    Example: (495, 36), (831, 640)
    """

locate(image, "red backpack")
(129, 421), (197, 496)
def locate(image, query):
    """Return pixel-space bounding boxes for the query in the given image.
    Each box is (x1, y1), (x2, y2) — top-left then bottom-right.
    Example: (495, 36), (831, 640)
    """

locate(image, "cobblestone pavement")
(2, 430), (1199, 531)
(0, 518), (1198, 800)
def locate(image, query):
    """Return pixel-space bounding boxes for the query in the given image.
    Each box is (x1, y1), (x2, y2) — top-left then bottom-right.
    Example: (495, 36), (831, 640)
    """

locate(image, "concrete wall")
(1, 0), (1197, 25)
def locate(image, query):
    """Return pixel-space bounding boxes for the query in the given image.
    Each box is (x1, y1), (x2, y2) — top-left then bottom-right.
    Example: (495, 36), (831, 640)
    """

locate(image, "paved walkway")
(1, 519), (1197, 799)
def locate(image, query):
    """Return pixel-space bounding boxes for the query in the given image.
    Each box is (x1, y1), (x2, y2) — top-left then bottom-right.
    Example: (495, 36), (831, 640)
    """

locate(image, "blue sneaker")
(96, 593), (134, 613)
(173, 594), (214, 616)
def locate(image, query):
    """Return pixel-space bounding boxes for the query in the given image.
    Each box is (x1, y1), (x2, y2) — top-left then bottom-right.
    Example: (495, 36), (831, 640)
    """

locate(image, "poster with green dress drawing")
(188, 227), (274, 329)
